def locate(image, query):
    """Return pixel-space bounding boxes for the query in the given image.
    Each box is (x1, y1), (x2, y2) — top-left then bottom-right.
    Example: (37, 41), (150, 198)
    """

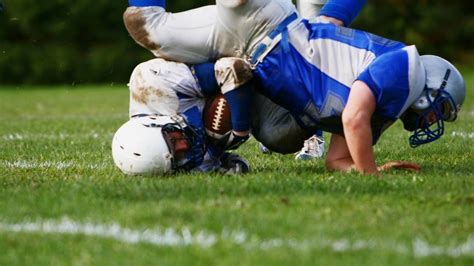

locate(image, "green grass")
(0, 71), (473, 265)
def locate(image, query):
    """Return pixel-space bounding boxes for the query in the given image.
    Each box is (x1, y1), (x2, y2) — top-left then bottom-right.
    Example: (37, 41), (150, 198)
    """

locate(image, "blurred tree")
(0, 0), (472, 85)
(352, 0), (474, 60)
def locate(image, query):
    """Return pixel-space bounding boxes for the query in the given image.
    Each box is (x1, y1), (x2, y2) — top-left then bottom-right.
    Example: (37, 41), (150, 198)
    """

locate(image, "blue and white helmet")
(406, 55), (466, 148)
(112, 115), (205, 175)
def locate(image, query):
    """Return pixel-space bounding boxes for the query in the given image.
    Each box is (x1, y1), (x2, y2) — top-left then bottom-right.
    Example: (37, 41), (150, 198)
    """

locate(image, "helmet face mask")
(407, 89), (444, 148)
(161, 120), (205, 172)
(408, 87), (460, 148)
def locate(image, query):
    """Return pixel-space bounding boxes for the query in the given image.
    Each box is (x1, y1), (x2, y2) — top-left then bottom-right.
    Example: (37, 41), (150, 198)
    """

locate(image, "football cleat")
(295, 135), (325, 160)
(258, 142), (273, 155)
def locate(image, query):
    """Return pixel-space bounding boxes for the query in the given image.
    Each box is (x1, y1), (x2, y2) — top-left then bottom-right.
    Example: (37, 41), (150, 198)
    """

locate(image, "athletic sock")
(191, 63), (220, 96)
(223, 82), (253, 133)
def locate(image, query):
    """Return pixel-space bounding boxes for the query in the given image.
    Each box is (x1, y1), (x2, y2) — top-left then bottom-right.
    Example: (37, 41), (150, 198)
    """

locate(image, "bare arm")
(342, 81), (378, 174)
(328, 81), (421, 175)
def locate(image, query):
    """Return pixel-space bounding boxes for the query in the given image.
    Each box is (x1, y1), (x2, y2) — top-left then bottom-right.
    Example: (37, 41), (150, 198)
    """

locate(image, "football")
(203, 93), (232, 139)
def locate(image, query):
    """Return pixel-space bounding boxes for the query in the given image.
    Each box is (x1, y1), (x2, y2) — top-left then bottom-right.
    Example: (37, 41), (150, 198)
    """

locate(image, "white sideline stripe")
(0, 218), (472, 258)
(451, 131), (474, 139)
(2, 133), (114, 141)
(2, 161), (109, 170)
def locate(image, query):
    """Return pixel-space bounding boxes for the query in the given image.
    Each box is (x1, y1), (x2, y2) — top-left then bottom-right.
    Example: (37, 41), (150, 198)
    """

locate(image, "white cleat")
(295, 135), (325, 160)
(258, 142), (273, 155)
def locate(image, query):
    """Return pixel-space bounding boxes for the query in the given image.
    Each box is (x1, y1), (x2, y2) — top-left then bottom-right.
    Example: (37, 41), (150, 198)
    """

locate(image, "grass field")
(0, 69), (473, 265)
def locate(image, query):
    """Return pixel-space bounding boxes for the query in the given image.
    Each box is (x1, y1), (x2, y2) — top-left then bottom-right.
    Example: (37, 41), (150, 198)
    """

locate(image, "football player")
(112, 59), (251, 175)
(215, 17), (466, 175)
(122, 0), (366, 158)
(266, 0), (330, 160)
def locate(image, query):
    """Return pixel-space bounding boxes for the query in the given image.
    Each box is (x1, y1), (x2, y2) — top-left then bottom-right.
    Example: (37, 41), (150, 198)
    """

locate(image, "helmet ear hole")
(412, 94), (430, 111)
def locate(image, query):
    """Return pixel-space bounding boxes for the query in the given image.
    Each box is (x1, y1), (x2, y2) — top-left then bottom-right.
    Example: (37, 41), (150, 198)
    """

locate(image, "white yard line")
(0, 113), (126, 121)
(1, 132), (114, 141)
(2, 160), (109, 170)
(0, 218), (472, 258)
(451, 131), (474, 139)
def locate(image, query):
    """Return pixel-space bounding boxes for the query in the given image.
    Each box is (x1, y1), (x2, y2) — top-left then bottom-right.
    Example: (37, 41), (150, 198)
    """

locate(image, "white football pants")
(124, 0), (296, 64)
(296, 0), (327, 19)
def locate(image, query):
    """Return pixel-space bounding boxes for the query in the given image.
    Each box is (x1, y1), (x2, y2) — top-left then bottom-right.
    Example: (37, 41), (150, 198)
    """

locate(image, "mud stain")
(123, 8), (161, 51)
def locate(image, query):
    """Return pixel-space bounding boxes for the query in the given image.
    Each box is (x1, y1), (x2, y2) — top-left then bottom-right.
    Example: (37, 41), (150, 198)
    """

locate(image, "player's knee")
(215, 57), (253, 94)
(123, 7), (160, 51)
(128, 59), (180, 113)
(129, 61), (155, 104)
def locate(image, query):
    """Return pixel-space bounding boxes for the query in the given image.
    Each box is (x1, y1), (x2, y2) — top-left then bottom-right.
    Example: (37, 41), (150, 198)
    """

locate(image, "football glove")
(214, 131), (249, 151)
(219, 153), (251, 175)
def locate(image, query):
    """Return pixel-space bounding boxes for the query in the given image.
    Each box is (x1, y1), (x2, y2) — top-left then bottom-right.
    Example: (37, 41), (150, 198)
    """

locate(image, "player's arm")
(193, 59), (251, 151)
(324, 81), (376, 174)
(335, 81), (421, 175)
(342, 81), (378, 174)
(214, 58), (252, 149)
(215, 58), (252, 136)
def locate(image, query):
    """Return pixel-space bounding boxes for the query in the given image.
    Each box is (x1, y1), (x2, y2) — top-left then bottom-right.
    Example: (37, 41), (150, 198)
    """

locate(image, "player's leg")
(297, 0), (327, 19)
(124, 0), (216, 64)
(128, 58), (207, 117)
(251, 93), (314, 154)
(214, 0), (297, 59)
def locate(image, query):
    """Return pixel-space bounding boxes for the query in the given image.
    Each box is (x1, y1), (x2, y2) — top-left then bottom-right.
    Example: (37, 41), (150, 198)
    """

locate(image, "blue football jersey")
(254, 20), (425, 143)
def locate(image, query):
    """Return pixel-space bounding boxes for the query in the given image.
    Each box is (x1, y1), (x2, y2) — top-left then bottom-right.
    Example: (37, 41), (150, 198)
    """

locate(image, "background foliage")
(0, 0), (472, 84)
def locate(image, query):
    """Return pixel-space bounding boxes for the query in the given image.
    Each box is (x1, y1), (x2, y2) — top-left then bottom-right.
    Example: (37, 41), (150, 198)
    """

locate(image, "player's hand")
(377, 161), (422, 172)
(214, 131), (250, 151)
(219, 152), (251, 175)
(318, 15), (344, 27)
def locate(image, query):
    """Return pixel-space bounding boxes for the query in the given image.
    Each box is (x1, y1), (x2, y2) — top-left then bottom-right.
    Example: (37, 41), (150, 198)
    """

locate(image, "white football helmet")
(112, 115), (205, 175)
(404, 55), (466, 148)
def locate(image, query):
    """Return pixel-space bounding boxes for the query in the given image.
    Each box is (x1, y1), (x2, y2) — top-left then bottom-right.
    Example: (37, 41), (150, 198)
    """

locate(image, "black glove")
(219, 153), (251, 175)
(215, 131), (250, 151)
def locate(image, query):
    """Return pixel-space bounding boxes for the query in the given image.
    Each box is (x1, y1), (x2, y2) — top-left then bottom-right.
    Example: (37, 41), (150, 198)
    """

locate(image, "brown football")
(203, 93), (232, 139)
